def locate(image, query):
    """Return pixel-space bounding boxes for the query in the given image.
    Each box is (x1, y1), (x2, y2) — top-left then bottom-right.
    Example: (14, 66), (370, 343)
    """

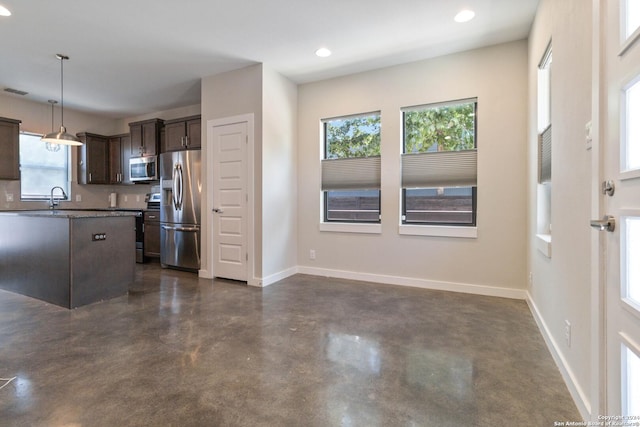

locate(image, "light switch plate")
(6, 193), (14, 202)
(76, 194), (82, 202)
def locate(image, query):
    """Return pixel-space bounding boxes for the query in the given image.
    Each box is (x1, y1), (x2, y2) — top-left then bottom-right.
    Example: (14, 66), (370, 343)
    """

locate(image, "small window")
(322, 113), (381, 223)
(19, 132), (70, 200)
(401, 99), (477, 226)
(537, 43), (553, 254)
(623, 77), (640, 173)
(626, 0), (640, 40)
(622, 342), (640, 417)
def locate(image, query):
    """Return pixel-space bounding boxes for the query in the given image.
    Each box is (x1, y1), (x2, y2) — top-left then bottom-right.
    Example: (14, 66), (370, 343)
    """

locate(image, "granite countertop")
(0, 209), (141, 218)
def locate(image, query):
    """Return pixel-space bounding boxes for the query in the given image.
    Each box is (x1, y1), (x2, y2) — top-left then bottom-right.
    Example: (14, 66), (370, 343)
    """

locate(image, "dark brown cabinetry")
(108, 133), (132, 184)
(129, 118), (163, 157)
(0, 117), (21, 180)
(143, 210), (161, 258)
(77, 132), (109, 184)
(163, 115), (201, 152)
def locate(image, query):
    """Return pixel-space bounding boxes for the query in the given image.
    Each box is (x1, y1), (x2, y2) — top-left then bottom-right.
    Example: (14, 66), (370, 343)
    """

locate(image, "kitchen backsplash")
(0, 179), (152, 211)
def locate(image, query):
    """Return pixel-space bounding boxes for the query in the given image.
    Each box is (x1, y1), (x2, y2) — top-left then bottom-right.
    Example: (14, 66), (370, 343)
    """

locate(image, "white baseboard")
(526, 292), (591, 420)
(198, 269), (212, 279)
(204, 264), (525, 300)
(249, 266), (298, 288)
(297, 266), (526, 300)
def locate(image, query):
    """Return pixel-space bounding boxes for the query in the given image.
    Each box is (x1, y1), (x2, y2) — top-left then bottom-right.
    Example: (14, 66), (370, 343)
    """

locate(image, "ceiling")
(0, 0), (539, 119)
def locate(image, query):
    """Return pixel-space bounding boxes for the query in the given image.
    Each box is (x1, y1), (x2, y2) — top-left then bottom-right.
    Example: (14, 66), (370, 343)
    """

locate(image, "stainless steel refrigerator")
(160, 150), (201, 271)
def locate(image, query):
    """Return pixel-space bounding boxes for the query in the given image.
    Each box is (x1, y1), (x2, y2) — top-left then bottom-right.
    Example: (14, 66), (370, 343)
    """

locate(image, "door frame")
(204, 113), (255, 284)
(590, 0), (606, 417)
(591, 0), (640, 417)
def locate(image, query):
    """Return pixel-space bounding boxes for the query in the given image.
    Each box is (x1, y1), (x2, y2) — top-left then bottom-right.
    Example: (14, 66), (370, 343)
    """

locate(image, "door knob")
(590, 215), (615, 232)
(212, 208), (224, 213)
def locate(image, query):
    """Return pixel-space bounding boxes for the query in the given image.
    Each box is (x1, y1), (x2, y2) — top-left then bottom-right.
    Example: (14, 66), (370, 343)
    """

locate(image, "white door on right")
(211, 121), (248, 281)
(601, 0), (640, 416)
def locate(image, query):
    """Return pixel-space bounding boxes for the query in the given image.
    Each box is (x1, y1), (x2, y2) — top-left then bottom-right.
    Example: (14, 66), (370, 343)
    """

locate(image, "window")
(401, 99), (477, 226)
(537, 42), (553, 256)
(622, 341), (640, 416)
(623, 77), (640, 174)
(19, 132), (70, 200)
(322, 113), (381, 223)
(625, 0), (640, 40)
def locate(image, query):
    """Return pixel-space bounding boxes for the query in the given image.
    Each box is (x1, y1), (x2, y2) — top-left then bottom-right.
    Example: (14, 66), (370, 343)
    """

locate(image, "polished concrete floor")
(0, 263), (580, 426)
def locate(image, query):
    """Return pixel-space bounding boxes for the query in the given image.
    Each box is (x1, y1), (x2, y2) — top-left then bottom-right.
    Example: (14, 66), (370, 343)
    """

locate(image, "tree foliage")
(325, 115), (381, 159)
(324, 103), (475, 159)
(404, 103), (475, 153)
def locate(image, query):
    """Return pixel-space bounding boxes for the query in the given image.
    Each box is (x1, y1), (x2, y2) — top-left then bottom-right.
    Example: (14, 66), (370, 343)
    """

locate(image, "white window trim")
(320, 222), (382, 234)
(399, 224), (477, 238)
(536, 233), (552, 258)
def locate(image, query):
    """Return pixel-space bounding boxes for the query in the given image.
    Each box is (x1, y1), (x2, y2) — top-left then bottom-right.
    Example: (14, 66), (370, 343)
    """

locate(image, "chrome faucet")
(49, 186), (67, 209)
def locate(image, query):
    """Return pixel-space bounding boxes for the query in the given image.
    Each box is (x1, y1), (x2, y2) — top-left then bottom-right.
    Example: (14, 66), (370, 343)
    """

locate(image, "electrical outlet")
(136, 195), (140, 202)
(124, 195), (128, 202)
(309, 249), (316, 260)
(565, 320), (571, 348)
(528, 272), (533, 287)
(6, 193), (13, 202)
(75, 194), (82, 202)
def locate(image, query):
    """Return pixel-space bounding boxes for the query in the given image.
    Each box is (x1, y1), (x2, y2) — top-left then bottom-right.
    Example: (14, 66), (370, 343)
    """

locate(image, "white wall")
(297, 41), (528, 297)
(200, 64), (263, 281)
(527, 0), (593, 418)
(261, 66), (298, 282)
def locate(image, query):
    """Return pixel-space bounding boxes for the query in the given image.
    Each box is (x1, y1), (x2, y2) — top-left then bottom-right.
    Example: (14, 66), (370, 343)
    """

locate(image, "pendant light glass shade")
(41, 54), (82, 146)
(45, 100), (61, 152)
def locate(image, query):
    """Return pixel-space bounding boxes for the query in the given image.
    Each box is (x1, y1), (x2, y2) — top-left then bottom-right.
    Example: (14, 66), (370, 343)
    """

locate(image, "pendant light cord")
(60, 55), (64, 128)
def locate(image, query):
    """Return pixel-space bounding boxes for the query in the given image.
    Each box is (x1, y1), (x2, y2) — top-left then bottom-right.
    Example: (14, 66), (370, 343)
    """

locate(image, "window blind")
(401, 149), (477, 188)
(321, 156), (381, 190)
(538, 124), (552, 183)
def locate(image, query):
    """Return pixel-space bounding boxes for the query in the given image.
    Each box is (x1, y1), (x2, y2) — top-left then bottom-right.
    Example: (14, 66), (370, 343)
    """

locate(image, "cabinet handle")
(89, 172), (92, 182)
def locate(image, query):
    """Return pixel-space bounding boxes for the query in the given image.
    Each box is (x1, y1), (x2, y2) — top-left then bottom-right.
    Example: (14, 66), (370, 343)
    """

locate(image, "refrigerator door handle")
(178, 163), (184, 209)
(162, 225), (200, 232)
(172, 163), (183, 210)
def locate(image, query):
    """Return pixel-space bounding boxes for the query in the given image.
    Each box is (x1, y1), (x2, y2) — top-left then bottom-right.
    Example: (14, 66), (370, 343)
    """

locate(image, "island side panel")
(0, 215), (71, 307)
(70, 216), (135, 308)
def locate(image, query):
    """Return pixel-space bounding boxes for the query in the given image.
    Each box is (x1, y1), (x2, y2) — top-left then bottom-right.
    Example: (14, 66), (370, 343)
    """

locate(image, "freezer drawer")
(160, 223), (200, 271)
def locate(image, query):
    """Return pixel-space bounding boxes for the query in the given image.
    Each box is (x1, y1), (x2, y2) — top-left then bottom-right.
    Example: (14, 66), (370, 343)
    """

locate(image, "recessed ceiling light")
(454, 9), (475, 23)
(0, 5), (11, 16)
(315, 47), (332, 58)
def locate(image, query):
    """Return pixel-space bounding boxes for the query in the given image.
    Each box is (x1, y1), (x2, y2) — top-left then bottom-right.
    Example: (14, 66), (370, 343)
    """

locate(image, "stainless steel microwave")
(130, 156), (158, 182)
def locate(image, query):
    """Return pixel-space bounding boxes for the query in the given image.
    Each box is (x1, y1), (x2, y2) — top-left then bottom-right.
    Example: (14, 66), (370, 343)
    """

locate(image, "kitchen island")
(0, 210), (136, 308)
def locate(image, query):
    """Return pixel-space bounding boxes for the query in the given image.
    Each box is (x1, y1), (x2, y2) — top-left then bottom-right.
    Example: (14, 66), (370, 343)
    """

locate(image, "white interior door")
(601, 0), (640, 416)
(211, 121), (248, 281)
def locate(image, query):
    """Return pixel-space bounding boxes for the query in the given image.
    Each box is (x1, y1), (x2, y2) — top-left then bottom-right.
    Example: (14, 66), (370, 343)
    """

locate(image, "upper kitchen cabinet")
(77, 132), (109, 185)
(162, 115), (201, 152)
(108, 133), (132, 184)
(129, 118), (163, 157)
(0, 117), (21, 180)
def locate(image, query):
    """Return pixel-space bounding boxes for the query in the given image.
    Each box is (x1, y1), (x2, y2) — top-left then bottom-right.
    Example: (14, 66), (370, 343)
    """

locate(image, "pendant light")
(45, 99), (61, 152)
(41, 54), (82, 146)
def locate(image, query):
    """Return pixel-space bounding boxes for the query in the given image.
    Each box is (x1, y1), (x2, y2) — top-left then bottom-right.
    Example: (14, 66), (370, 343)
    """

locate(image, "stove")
(145, 192), (160, 210)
